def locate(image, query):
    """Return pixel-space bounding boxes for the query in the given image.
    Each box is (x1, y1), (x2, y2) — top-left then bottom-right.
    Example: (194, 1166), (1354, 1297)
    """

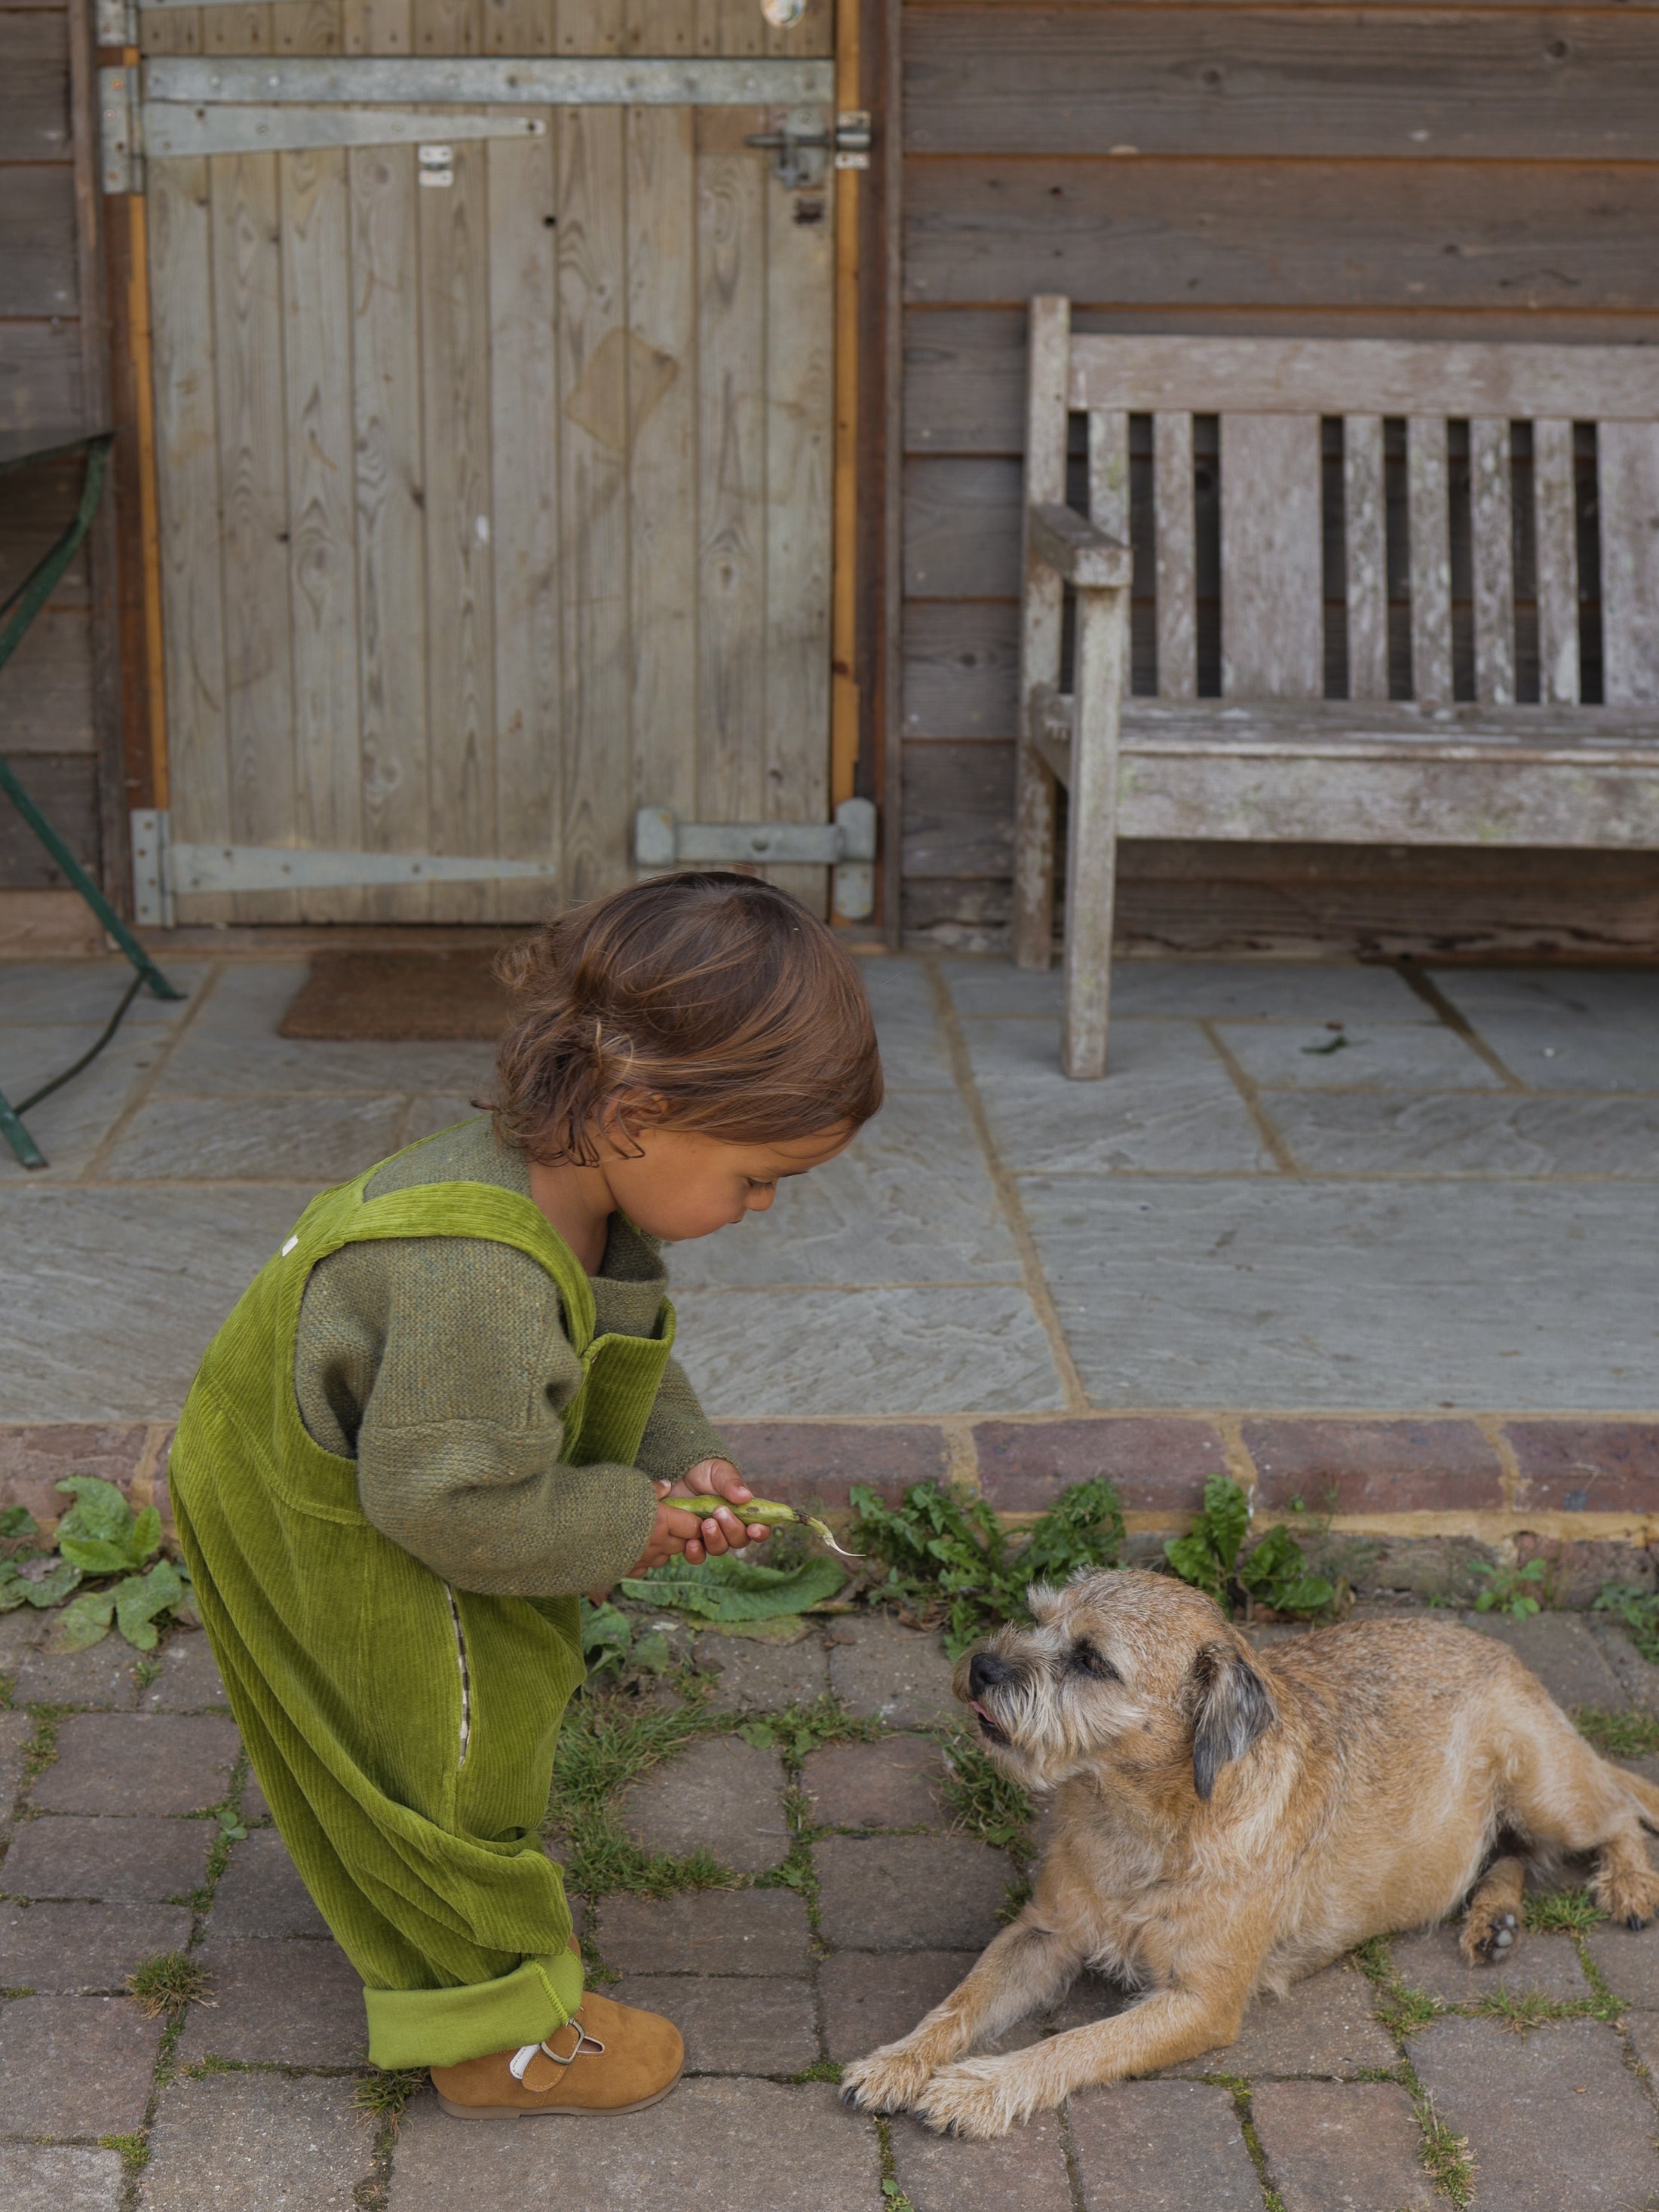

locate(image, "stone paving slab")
(1218, 1015), (1498, 1092)
(617, 1737), (791, 1873)
(819, 1950), (980, 2064)
(137, 1631), (228, 1711)
(1388, 1921), (1590, 2005)
(1167, 1965), (1397, 2079)
(817, 1835), (1014, 1952)
(1068, 2079), (1263, 2212)
(826, 1612), (960, 1729)
(0, 1898), (194, 1991)
(614, 1973), (818, 2075)
(1584, 1920), (1659, 2008)
(206, 1828), (332, 1938)
(0, 1710), (29, 1833)
(889, 2108), (1075, 2212)
(692, 1629), (830, 1711)
(104, 1093), (409, 1184)
(138, 2071), (372, 2212)
(176, 1937), (365, 2065)
(2, 1813), (214, 1902)
(595, 1890), (811, 1977)
(1266, 1089), (1659, 1178)
(10, 1638), (143, 1710)
(802, 1734), (949, 1831)
(1432, 966), (1659, 1090)
(0, 2143), (126, 2212)
(1412, 2014), (1659, 2212)
(32, 1713), (241, 1816)
(387, 2079), (881, 2211)
(1250, 2079), (1436, 2212)
(1458, 1609), (1627, 1709)
(0, 1991), (163, 2134)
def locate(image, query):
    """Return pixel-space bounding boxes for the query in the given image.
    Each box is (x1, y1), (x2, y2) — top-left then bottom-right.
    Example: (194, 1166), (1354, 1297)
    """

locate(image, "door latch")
(745, 108), (871, 188)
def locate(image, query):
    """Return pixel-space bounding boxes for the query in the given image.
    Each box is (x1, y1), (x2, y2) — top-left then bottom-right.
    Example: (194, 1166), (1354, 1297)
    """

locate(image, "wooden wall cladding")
(136, 0), (832, 58)
(900, 0), (1659, 949)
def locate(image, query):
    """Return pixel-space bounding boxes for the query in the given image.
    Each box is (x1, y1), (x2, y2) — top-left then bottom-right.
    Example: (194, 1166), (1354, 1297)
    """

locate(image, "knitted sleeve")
(293, 1239), (658, 1598)
(633, 1356), (736, 1487)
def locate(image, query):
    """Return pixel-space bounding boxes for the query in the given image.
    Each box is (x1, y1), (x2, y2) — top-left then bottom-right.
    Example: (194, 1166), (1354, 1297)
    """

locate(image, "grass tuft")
(1349, 1938), (1440, 2037)
(354, 2066), (428, 2131)
(99, 2133), (150, 2174)
(791, 2060), (844, 2085)
(937, 1728), (1037, 1864)
(1573, 1706), (1659, 1760)
(875, 2120), (917, 2211)
(1414, 2089), (1476, 2206)
(20, 1705), (68, 1779)
(127, 1950), (209, 2021)
(1524, 1886), (1606, 1935)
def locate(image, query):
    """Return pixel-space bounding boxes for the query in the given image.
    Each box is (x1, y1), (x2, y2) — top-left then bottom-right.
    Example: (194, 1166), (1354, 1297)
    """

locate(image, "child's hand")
(624, 1462), (772, 1577)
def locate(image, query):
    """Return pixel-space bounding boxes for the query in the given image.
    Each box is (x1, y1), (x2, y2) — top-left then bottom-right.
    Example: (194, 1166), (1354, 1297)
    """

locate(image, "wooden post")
(1060, 580), (1126, 1080)
(1013, 291), (1069, 972)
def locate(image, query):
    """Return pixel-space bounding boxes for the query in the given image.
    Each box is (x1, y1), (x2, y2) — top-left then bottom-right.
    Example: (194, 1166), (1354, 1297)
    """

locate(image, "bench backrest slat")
(1045, 324), (1659, 713)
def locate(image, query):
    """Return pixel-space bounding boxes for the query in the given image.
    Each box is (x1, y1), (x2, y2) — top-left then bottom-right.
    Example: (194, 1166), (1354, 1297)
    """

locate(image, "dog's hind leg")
(1494, 1702), (1659, 1932)
(1459, 1854), (1526, 1966)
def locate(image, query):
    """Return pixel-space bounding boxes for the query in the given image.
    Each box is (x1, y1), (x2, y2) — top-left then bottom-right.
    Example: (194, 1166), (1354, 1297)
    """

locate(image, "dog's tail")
(1615, 1763), (1659, 1834)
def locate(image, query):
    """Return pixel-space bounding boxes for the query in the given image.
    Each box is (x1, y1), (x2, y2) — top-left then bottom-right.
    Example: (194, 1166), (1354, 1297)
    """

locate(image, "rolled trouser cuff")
(364, 1948), (584, 2070)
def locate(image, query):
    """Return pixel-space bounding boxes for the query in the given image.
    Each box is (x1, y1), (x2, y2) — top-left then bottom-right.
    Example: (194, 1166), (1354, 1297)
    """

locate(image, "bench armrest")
(1027, 502), (1133, 589)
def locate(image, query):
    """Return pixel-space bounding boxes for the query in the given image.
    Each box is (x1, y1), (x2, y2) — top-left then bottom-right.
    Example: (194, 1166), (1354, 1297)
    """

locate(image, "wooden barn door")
(131, 46), (839, 922)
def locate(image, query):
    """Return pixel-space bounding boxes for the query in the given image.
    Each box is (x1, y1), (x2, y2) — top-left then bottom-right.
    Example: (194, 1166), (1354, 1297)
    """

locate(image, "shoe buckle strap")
(509, 2015), (606, 2080)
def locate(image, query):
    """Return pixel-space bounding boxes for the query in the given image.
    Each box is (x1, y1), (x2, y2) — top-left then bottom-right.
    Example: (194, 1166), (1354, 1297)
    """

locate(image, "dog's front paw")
(839, 2043), (939, 2116)
(913, 2055), (1039, 2141)
(1461, 1907), (1519, 1965)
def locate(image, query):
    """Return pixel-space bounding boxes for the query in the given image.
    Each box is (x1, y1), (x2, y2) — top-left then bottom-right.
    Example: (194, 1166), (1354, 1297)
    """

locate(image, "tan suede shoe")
(430, 1989), (685, 2120)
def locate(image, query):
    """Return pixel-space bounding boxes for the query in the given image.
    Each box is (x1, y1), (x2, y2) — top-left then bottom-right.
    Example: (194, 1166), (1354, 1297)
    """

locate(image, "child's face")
(603, 1120), (854, 1242)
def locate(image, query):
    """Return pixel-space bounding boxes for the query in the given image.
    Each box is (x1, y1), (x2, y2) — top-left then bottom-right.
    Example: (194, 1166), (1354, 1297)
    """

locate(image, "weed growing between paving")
(1226, 2082), (1288, 2212)
(791, 2059), (844, 2085)
(1350, 1942), (1477, 2204)
(0, 1479), (201, 1652)
(746, 1696), (889, 1931)
(849, 1478), (1126, 1656)
(1467, 1558), (1547, 1619)
(938, 1727), (1036, 1862)
(1413, 2089), (1477, 2207)
(127, 1950), (210, 2021)
(354, 2066), (428, 2131)
(98, 2133), (150, 2175)
(1350, 1938), (1440, 2036)
(1594, 1582), (1659, 1665)
(549, 1688), (738, 1902)
(1574, 1705), (1659, 1759)
(1164, 1478), (1335, 1619)
(1525, 1886), (1606, 1934)
(875, 2121), (917, 2210)
(20, 1704), (66, 1778)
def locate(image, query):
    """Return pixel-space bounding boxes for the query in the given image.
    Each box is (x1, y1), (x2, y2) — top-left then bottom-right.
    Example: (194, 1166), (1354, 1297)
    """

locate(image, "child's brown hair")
(491, 872), (884, 1166)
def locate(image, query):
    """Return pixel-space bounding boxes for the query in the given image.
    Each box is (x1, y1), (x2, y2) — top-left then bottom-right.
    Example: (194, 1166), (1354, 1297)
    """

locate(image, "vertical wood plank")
(1407, 415), (1452, 704)
(141, 10), (203, 57)
(1152, 409), (1195, 701)
(558, 0), (622, 52)
(1061, 582), (1126, 1081)
(274, 0), (342, 54)
(414, 0), (481, 53)
(695, 112), (768, 832)
(281, 144), (363, 920)
(699, 0), (763, 56)
(557, 103), (630, 902)
(486, 0), (554, 51)
(766, 0), (830, 57)
(149, 152), (230, 915)
(1597, 422), (1659, 706)
(489, 119), (560, 924)
(1532, 417), (1579, 706)
(203, 2), (273, 57)
(1087, 407), (1128, 702)
(626, 104), (698, 864)
(342, 0), (411, 51)
(1219, 414), (1322, 699)
(1343, 412), (1388, 701)
(762, 135), (833, 913)
(419, 130), (495, 920)
(626, 0), (687, 52)
(1469, 415), (1514, 706)
(350, 142), (430, 918)
(210, 150), (296, 919)
(1013, 292), (1068, 970)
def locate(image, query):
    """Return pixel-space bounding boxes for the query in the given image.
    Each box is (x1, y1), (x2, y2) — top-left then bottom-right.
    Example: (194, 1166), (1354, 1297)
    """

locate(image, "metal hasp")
(130, 812), (558, 927)
(633, 798), (876, 921)
(745, 109), (871, 187)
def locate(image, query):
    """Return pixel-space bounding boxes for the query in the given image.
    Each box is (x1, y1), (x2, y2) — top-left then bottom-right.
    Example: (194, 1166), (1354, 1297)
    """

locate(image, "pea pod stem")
(670, 1494), (863, 1559)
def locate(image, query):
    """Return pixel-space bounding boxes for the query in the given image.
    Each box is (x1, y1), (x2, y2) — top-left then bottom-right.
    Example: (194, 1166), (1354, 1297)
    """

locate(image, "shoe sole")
(435, 2066), (684, 2122)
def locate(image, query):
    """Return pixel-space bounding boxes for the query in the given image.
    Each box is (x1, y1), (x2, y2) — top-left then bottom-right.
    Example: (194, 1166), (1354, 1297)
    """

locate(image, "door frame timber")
(93, 6), (898, 934)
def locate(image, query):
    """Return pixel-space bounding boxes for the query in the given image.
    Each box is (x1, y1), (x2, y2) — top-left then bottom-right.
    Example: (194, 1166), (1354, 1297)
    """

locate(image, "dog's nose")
(968, 1650), (1015, 1699)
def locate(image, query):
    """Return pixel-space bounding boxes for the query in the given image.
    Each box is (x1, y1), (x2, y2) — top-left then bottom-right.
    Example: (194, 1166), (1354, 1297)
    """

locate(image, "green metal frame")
(2, 430), (182, 1169)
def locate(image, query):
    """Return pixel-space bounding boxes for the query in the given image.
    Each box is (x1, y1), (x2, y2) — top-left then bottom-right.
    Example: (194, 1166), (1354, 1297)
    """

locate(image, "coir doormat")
(278, 951), (519, 1041)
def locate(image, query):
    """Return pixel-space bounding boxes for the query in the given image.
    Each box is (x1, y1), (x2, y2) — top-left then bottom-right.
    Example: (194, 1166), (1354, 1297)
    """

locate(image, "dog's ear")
(1188, 1641), (1275, 1801)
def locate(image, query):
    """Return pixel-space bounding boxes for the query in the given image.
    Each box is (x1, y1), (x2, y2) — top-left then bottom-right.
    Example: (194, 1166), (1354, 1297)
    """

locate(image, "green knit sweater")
(291, 1118), (729, 1598)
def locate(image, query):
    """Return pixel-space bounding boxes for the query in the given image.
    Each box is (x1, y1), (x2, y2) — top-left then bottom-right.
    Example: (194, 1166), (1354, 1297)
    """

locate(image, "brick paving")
(0, 1610), (1653, 2207)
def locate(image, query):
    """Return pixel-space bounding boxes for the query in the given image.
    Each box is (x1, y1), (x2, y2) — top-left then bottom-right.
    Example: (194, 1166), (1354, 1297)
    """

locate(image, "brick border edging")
(5, 1415), (1656, 1589)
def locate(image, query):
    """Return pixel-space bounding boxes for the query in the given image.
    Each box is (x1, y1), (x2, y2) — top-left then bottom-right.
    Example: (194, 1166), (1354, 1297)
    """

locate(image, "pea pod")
(670, 1494), (863, 1559)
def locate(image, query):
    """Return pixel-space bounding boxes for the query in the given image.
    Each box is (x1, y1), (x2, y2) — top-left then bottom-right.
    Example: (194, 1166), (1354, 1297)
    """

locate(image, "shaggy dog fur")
(840, 1567), (1659, 2140)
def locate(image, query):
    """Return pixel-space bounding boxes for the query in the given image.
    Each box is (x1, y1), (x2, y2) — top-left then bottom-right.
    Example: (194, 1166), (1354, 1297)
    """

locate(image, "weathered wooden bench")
(1015, 297), (1659, 1077)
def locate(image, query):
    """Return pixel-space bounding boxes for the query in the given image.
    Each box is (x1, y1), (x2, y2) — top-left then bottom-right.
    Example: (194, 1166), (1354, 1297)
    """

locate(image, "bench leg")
(1013, 728), (1058, 972)
(1061, 584), (1127, 1080)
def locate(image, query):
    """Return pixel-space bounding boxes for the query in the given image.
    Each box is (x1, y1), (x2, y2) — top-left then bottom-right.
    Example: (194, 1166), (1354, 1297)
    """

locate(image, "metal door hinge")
(634, 798), (876, 921)
(745, 109), (871, 188)
(99, 64), (140, 194)
(131, 811), (557, 926)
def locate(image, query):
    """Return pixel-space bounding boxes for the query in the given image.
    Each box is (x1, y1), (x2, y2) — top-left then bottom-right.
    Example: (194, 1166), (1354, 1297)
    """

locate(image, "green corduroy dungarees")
(170, 1145), (675, 2069)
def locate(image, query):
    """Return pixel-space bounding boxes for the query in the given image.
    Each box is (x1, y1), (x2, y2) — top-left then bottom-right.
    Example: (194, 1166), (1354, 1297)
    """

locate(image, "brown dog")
(840, 1567), (1659, 2140)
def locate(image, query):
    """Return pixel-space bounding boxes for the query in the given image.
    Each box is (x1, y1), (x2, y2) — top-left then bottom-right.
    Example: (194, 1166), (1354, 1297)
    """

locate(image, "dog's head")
(954, 1568), (1276, 1806)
